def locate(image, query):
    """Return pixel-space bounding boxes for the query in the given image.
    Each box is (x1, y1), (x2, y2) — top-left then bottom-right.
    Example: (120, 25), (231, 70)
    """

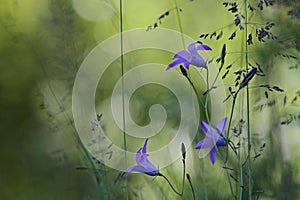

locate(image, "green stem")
(119, 0), (126, 156)
(159, 173), (182, 196)
(119, 0), (128, 199)
(173, 0), (185, 47)
(186, 75), (205, 108)
(239, 160), (243, 200)
(188, 70), (235, 198)
(187, 69), (235, 198)
(225, 89), (240, 161)
(244, 0), (253, 198)
(204, 68), (235, 199)
(224, 163), (236, 199)
(181, 159), (186, 199)
(186, 174), (196, 200)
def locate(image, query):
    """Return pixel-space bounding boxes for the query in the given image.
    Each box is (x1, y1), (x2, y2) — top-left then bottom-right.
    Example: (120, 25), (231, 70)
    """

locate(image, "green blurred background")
(0, 0), (300, 199)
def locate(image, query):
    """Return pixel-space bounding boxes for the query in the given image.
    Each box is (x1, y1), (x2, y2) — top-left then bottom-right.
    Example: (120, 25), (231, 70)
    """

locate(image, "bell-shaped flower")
(166, 42), (212, 70)
(122, 138), (159, 178)
(195, 118), (227, 164)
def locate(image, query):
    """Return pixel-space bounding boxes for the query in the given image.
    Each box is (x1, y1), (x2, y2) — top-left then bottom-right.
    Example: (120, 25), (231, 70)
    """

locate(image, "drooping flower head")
(195, 118), (227, 164)
(166, 42), (212, 70)
(122, 138), (159, 178)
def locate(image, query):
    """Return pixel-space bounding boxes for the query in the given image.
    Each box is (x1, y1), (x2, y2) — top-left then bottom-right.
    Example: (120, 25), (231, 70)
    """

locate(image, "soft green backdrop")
(0, 0), (299, 199)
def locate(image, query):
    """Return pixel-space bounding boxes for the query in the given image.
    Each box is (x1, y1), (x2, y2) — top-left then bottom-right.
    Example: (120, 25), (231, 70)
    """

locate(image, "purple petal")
(200, 121), (209, 134)
(200, 121), (211, 136)
(139, 159), (158, 173)
(183, 61), (190, 69)
(195, 138), (213, 149)
(195, 139), (204, 149)
(209, 148), (217, 164)
(166, 59), (184, 70)
(191, 54), (206, 68)
(145, 169), (159, 176)
(196, 43), (212, 51)
(136, 148), (142, 163)
(123, 165), (146, 178)
(216, 136), (226, 147)
(188, 42), (197, 54)
(217, 117), (227, 134)
(174, 50), (192, 62)
(142, 138), (149, 154)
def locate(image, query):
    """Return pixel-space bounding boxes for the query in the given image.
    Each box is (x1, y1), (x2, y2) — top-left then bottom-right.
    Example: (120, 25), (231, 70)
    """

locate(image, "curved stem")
(186, 75), (205, 108)
(158, 173), (182, 196)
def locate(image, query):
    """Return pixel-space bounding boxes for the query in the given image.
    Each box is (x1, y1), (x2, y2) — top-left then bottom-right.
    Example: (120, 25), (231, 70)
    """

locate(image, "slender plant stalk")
(238, 13), (248, 198)
(181, 158), (186, 199)
(205, 69), (235, 199)
(181, 68), (206, 196)
(225, 87), (241, 161)
(239, 160), (243, 200)
(119, 0), (126, 157)
(238, 126), (243, 199)
(173, 0), (185, 48)
(187, 174), (196, 200)
(184, 69), (235, 198)
(186, 69), (235, 198)
(119, 0), (128, 199)
(159, 173), (182, 196)
(244, 0), (253, 199)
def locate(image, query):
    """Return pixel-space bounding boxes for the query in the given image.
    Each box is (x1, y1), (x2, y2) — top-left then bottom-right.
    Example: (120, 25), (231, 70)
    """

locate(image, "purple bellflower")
(166, 42), (212, 70)
(195, 118), (227, 164)
(122, 138), (159, 178)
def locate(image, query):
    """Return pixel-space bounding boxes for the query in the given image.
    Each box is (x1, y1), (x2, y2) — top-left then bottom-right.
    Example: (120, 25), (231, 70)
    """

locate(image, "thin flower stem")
(224, 163), (236, 199)
(224, 90), (240, 199)
(205, 68), (209, 111)
(186, 174), (196, 200)
(185, 67), (235, 198)
(172, 3), (192, 197)
(181, 158), (186, 198)
(203, 68), (210, 199)
(173, 0), (185, 48)
(238, 12), (246, 199)
(119, 0), (126, 156)
(225, 89), (240, 161)
(244, 0), (253, 198)
(119, 0), (128, 199)
(158, 173), (182, 196)
(203, 68), (235, 199)
(182, 73), (205, 109)
(239, 159), (243, 200)
(201, 161), (208, 200)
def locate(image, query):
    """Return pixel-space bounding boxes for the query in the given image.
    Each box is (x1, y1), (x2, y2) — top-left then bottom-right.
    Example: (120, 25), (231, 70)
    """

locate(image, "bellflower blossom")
(166, 42), (212, 70)
(122, 138), (159, 178)
(195, 118), (227, 164)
